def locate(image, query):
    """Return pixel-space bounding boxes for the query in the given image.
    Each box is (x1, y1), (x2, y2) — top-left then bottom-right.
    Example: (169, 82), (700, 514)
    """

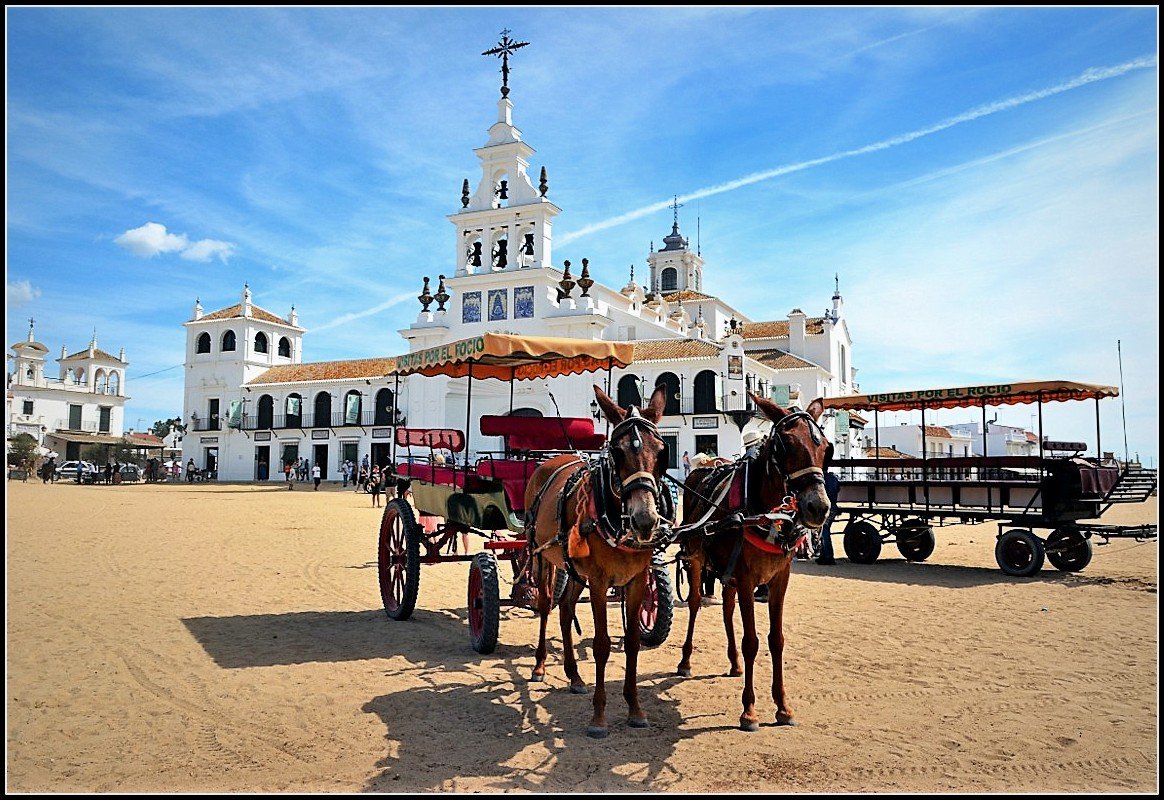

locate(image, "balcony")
(236, 409), (404, 431)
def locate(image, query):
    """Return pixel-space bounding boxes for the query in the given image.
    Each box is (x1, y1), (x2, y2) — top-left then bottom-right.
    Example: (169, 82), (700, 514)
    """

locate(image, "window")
(693, 370), (717, 413)
(25, 365), (34, 380)
(695, 434), (718, 457)
(617, 375), (642, 408)
(374, 388), (395, 425)
(208, 398), (221, 430)
(99, 406), (111, 433)
(314, 391), (332, 428)
(285, 393), (302, 427)
(221, 330), (236, 352)
(661, 434), (678, 470)
(68, 404), (82, 430)
(343, 390), (362, 425)
(839, 345), (847, 386)
(108, 372), (120, 395)
(95, 370), (107, 394)
(196, 332), (211, 353)
(278, 337), (291, 358)
(661, 267), (678, 292)
(257, 394), (274, 429)
(656, 373), (680, 415)
(22, 400), (33, 415)
(254, 332), (268, 354)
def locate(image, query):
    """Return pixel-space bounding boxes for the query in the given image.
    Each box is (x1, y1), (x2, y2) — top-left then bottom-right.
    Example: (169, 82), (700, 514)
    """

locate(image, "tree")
(8, 433), (38, 469)
(151, 417), (183, 440)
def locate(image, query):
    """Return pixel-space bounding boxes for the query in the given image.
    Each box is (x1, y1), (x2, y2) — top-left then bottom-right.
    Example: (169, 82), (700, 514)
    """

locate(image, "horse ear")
(749, 391), (788, 423)
(806, 397), (825, 421)
(642, 383), (666, 423)
(593, 385), (625, 424)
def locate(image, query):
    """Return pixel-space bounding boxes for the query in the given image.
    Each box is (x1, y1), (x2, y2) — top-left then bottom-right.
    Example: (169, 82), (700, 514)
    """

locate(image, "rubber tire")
(1045, 527), (1093, 572)
(639, 555), (675, 648)
(468, 552), (501, 654)
(843, 520), (882, 564)
(895, 519), (937, 562)
(995, 529), (1045, 577)
(378, 498), (421, 620)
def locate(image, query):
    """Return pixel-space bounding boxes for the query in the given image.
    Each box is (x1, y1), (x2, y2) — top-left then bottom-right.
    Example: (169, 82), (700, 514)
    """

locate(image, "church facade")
(181, 51), (860, 482)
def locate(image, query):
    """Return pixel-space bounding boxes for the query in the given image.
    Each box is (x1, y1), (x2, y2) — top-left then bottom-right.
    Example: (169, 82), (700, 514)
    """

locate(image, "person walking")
(682, 450), (691, 477)
(341, 460), (351, 488)
(284, 460), (294, 490)
(75, 460), (84, 484)
(312, 462), (321, 491)
(356, 464), (368, 493)
(369, 465), (382, 507)
(816, 470), (840, 565)
(105, 461), (113, 485)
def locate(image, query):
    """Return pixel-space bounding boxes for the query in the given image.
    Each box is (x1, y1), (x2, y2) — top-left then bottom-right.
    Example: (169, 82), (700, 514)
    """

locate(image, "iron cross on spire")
(482, 29), (530, 98)
(671, 195), (684, 227)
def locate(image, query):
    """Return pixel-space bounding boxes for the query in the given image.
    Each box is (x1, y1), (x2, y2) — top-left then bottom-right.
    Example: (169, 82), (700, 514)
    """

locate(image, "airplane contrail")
(558, 56), (1156, 245)
(308, 291), (416, 334)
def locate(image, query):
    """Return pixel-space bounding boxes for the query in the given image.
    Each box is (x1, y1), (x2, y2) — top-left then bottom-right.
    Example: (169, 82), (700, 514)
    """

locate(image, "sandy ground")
(5, 478), (1158, 793)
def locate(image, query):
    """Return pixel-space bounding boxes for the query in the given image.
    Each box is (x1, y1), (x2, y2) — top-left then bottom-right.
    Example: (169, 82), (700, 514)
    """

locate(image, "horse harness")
(526, 409), (676, 586)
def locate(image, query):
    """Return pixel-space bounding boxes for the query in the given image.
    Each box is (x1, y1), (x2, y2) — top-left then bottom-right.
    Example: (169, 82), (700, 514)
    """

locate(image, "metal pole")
(1037, 392), (1044, 461)
(920, 401), (928, 513)
(464, 361), (473, 492)
(874, 408), (880, 483)
(1095, 396), (1102, 464)
(1117, 339), (1129, 466)
(605, 359), (613, 438)
(391, 372), (401, 467)
(509, 374), (515, 414)
(982, 399), (990, 513)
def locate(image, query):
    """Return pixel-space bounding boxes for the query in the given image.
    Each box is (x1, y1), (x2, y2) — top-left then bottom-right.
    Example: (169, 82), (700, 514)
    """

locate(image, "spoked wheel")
(468, 552), (501, 654)
(1045, 527), (1093, 572)
(995, 529), (1045, 577)
(895, 518), (936, 562)
(638, 555), (674, 648)
(378, 498), (421, 620)
(843, 520), (883, 564)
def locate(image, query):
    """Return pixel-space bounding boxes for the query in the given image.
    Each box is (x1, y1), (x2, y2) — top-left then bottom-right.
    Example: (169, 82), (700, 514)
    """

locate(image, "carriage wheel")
(1045, 527), (1093, 572)
(843, 520), (882, 564)
(468, 552), (501, 654)
(638, 555), (674, 648)
(378, 498), (421, 620)
(895, 518), (936, 562)
(995, 529), (1045, 577)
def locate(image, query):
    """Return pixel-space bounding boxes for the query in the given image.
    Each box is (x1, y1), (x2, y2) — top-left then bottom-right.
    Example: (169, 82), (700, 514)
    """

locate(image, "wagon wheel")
(895, 518), (936, 562)
(468, 552), (501, 654)
(843, 519), (882, 564)
(1045, 527), (1093, 572)
(994, 529), (1045, 577)
(638, 554), (674, 648)
(378, 498), (421, 620)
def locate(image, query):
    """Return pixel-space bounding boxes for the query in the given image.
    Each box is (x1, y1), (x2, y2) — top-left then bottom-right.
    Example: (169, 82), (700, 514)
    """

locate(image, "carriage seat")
(475, 458), (541, 512)
(479, 415), (606, 453)
(395, 461), (493, 492)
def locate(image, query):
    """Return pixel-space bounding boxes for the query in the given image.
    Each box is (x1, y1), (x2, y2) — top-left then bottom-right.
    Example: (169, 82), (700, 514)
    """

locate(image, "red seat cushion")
(475, 459), (541, 512)
(396, 462), (490, 492)
(480, 415), (604, 451)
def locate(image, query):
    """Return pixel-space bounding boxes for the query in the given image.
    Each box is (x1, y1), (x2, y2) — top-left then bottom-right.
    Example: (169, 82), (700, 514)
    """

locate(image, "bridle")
(606, 407), (665, 506)
(764, 411), (830, 494)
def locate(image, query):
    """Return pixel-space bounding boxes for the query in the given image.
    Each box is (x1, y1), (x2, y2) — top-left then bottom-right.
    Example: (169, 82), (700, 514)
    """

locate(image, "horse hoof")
(628, 717), (649, 729)
(727, 669), (743, 678)
(586, 726), (609, 739)
(529, 673), (544, 683)
(677, 667), (692, 678)
(739, 719), (760, 732)
(569, 683), (588, 695)
(776, 716), (798, 727)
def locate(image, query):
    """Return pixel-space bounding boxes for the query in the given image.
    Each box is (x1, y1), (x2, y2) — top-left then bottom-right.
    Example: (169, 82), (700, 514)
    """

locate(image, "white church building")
(182, 44), (862, 482)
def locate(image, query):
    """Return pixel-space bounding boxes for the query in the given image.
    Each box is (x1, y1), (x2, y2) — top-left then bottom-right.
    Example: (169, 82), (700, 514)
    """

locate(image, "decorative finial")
(538, 166), (548, 197)
(577, 258), (593, 297)
(461, 179), (470, 209)
(629, 264), (635, 283)
(434, 275), (450, 312)
(482, 29), (530, 99)
(27, 317), (35, 342)
(556, 260), (575, 302)
(671, 195), (683, 229)
(834, 272), (840, 296)
(418, 276), (434, 312)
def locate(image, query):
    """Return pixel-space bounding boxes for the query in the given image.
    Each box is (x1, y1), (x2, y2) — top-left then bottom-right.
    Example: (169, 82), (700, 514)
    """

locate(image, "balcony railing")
(234, 409), (403, 431)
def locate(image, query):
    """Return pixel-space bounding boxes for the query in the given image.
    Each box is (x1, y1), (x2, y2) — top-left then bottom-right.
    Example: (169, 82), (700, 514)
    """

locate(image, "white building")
(945, 421), (1038, 457)
(183, 54), (862, 482)
(6, 320), (129, 462)
(865, 424), (976, 460)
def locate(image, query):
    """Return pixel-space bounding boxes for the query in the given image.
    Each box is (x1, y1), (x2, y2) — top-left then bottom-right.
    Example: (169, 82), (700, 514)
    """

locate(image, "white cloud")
(114, 221), (237, 263)
(179, 239), (236, 263)
(7, 279), (42, 305)
(114, 221), (190, 257)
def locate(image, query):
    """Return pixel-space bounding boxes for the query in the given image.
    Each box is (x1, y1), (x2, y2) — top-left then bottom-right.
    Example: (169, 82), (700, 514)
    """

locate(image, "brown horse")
(676, 393), (832, 730)
(525, 383), (671, 738)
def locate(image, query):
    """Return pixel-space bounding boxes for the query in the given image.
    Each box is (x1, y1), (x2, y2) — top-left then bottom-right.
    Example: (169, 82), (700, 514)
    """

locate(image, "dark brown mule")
(525, 384), (671, 738)
(676, 393), (832, 730)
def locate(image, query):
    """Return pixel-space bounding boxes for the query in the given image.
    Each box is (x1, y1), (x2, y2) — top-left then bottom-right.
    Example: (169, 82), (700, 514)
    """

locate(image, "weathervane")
(482, 29), (530, 98)
(671, 195), (683, 227)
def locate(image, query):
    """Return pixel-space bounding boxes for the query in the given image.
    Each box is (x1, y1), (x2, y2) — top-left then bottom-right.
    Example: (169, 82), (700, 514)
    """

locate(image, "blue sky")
(6, 7), (1159, 463)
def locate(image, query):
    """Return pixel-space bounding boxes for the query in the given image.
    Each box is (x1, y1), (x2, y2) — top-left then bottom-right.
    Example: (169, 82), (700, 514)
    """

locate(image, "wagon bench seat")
(394, 462), (493, 493)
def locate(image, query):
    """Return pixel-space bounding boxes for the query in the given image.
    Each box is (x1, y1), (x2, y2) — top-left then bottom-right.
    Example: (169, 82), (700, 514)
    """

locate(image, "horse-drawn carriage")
(376, 333), (674, 654)
(823, 380), (1158, 576)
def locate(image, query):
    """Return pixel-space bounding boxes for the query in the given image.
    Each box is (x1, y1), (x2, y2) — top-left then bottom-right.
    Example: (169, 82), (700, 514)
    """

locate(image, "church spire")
(27, 317), (35, 343)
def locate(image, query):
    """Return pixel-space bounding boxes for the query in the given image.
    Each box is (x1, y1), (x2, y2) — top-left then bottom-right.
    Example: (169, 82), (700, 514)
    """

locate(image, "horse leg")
(737, 579), (761, 731)
(586, 575), (612, 738)
(722, 581), (743, 677)
(622, 569), (649, 728)
(677, 553), (703, 677)
(768, 562), (795, 726)
(559, 577), (587, 694)
(531, 560), (555, 682)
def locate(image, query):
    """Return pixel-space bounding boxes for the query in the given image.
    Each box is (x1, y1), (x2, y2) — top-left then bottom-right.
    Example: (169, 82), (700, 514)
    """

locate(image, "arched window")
(196, 332), (211, 354)
(254, 332), (268, 354)
(374, 388), (395, 425)
(507, 407), (543, 417)
(344, 390), (362, 425)
(25, 365), (34, 380)
(278, 337), (291, 358)
(257, 394), (274, 429)
(73, 368), (86, 385)
(656, 372), (680, 416)
(109, 372), (120, 395)
(285, 393), (302, 427)
(693, 370), (717, 413)
(95, 370), (107, 394)
(221, 330), (236, 352)
(314, 391), (332, 428)
(661, 267), (678, 292)
(617, 374), (642, 409)
(839, 345), (847, 386)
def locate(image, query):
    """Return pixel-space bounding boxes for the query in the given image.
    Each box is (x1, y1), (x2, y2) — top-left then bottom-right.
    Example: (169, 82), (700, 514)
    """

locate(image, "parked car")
(56, 460), (98, 483)
(118, 463), (142, 482)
